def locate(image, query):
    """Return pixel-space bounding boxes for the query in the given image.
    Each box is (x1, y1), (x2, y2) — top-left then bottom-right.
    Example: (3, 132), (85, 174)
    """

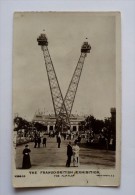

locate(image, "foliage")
(14, 116), (47, 132)
(80, 115), (112, 136)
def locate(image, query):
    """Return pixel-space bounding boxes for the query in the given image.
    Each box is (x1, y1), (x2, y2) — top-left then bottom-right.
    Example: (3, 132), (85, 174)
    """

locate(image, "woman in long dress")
(22, 144), (31, 169)
(72, 142), (80, 167)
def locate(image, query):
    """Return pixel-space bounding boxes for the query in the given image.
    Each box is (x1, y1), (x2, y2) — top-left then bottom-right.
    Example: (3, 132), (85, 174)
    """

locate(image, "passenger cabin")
(37, 33), (48, 46)
(81, 42), (91, 53)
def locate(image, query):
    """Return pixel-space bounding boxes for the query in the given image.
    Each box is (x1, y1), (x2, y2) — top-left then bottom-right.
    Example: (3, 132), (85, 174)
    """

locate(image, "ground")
(15, 136), (115, 169)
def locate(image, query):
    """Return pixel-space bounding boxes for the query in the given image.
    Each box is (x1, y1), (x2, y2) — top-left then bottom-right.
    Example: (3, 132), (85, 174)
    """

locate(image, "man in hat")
(66, 141), (73, 167)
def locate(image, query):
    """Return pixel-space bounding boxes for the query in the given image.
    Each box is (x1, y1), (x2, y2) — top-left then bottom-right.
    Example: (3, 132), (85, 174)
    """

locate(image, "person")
(66, 141), (73, 167)
(64, 133), (66, 140)
(105, 137), (109, 151)
(57, 133), (61, 148)
(34, 136), (38, 148)
(43, 136), (47, 147)
(38, 136), (41, 148)
(22, 145), (31, 169)
(75, 135), (81, 144)
(109, 135), (114, 150)
(72, 142), (80, 167)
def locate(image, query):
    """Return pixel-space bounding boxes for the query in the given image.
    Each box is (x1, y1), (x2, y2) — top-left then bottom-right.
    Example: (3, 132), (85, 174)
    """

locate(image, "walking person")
(22, 145), (31, 169)
(66, 141), (73, 167)
(57, 133), (61, 148)
(43, 136), (47, 147)
(64, 133), (66, 140)
(72, 142), (80, 167)
(38, 136), (41, 148)
(34, 136), (38, 148)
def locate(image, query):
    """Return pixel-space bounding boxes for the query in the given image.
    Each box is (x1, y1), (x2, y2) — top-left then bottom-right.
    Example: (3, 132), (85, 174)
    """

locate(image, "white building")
(33, 113), (86, 133)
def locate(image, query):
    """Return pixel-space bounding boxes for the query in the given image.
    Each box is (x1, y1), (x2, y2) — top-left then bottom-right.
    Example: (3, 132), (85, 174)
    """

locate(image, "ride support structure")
(37, 34), (70, 132)
(59, 41), (91, 118)
(37, 33), (91, 133)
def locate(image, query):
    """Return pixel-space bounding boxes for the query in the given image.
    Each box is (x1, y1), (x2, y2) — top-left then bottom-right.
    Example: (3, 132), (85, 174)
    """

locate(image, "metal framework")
(37, 34), (70, 132)
(37, 33), (91, 132)
(59, 42), (91, 118)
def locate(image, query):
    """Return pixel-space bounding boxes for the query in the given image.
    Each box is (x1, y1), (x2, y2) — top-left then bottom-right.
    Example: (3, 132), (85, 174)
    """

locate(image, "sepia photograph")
(12, 12), (121, 187)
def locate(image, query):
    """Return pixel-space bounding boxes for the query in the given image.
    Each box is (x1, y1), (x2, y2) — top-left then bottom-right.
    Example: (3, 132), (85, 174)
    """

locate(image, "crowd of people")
(34, 134), (47, 148)
(22, 132), (80, 169)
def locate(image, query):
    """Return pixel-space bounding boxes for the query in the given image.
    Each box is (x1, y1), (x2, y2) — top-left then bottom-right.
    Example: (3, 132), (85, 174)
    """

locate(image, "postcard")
(12, 12), (121, 187)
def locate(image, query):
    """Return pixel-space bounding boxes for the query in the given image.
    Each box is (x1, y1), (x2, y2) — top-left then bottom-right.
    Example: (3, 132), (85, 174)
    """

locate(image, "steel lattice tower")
(37, 34), (70, 132)
(59, 41), (91, 118)
(37, 33), (91, 133)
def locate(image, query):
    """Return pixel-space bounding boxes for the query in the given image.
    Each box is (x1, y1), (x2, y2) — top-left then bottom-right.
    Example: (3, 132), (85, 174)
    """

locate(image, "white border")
(0, 0), (135, 194)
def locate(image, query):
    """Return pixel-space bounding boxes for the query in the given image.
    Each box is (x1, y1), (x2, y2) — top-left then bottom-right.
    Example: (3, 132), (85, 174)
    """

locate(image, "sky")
(13, 12), (116, 121)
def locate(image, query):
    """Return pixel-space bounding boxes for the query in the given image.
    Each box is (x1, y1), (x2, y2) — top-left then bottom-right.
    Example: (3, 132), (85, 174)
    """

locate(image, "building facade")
(33, 113), (86, 133)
